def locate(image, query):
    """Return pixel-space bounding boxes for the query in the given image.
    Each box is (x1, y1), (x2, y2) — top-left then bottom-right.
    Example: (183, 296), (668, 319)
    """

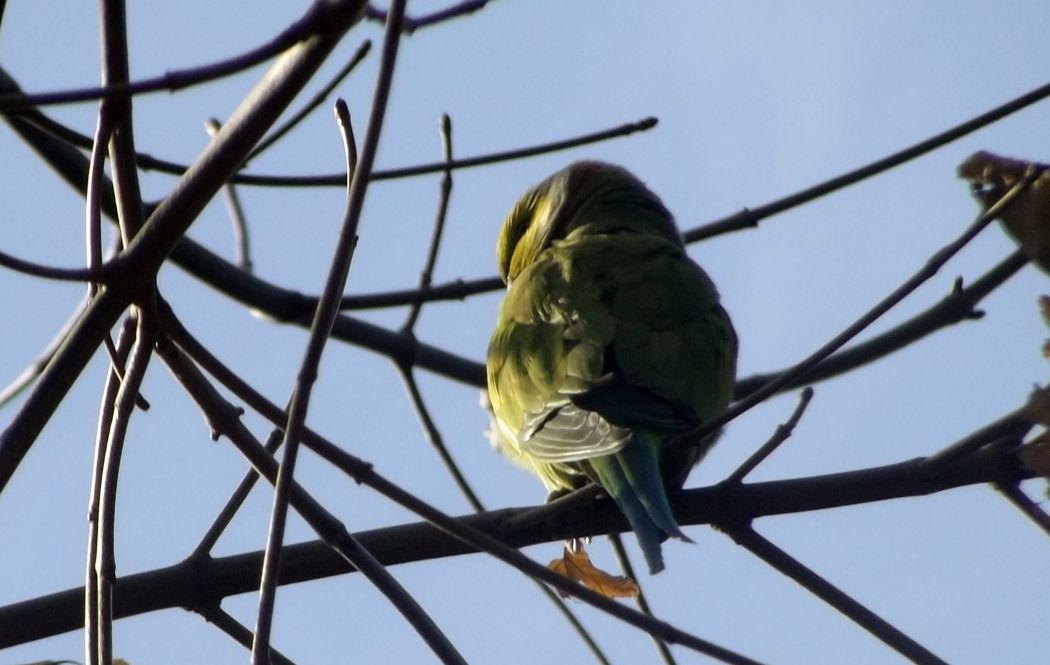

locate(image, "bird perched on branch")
(486, 161), (737, 573)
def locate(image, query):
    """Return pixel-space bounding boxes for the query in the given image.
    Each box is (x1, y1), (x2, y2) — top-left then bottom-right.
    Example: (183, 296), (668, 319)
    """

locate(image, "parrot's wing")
(520, 400), (633, 462)
(488, 234), (734, 467)
(569, 374), (698, 431)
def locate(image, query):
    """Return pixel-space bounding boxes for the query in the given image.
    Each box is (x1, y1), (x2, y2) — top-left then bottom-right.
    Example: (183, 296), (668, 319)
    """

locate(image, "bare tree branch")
(682, 78), (1050, 242)
(0, 440), (1030, 649)
(0, 0), (367, 494)
(0, 2), (354, 111)
(681, 170), (1041, 446)
(720, 525), (947, 665)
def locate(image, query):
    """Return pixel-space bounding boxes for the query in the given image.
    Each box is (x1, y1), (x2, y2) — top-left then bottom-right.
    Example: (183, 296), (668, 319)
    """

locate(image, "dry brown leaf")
(548, 544), (640, 600)
(1019, 386), (1050, 497)
(1040, 296), (1050, 359)
(1022, 386), (1050, 427)
(1019, 433), (1050, 500)
(958, 151), (1050, 273)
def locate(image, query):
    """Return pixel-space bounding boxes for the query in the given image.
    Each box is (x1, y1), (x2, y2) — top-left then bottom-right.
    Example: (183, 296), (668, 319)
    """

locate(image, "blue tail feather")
(589, 429), (688, 574)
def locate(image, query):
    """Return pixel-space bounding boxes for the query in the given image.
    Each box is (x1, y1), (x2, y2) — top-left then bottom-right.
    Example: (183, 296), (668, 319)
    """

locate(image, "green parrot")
(486, 161), (738, 574)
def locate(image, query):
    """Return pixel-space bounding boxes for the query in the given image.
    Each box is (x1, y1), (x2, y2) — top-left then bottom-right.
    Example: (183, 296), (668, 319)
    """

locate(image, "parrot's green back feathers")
(486, 161), (737, 573)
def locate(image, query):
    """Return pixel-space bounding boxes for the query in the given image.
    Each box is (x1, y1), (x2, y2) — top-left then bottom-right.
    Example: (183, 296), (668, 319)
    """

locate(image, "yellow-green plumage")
(486, 162), (737, 573)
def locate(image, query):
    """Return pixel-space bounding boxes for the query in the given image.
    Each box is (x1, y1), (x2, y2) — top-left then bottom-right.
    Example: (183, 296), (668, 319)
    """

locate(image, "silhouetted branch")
(194, 429), (284, 558)
(0, 297), (89, 408)
(0, 441), (1030, 649)
(253, 7), (468, 661)
(365, 0), (494, 33)
(1, 76), (656, 187)
(0, 0), (366, 494)
(92, 309), (156, 665)
(609, 533), (677, 665)
(720, 525), (948, 665)
(158, 334), (467, 665)
(84, 316), (137, 665)
(685, 170), (1041, 445)
(207, 119), (254, 272)
(236, 116), (659, 186)
(996, 481), (1050, 539)
(199, 605), (299, 665)
(0, 1), (354, 112)
(248, 40), (372, 162)
(724, 387), (813, 484)
(682, 78), (1050, 242)
(0, 250), (113, 281)
(340, 276), (503, 309)
(733, 251), (1029, 399)
(403, 112), (454, 333)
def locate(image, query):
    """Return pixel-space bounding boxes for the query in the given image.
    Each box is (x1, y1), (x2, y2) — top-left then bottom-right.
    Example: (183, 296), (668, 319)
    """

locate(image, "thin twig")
(721, 524), (948, 665)
(193, 428), (285, 558)
(682, 78), (1050, 242)
(0, 297), (89, 408)
(398, 368), (484, 509)
(248, 40), (372, 161)
(199, 605), (299, 665)
(538, 591), (613, 665)
(207, 118), (254, 272)
(158, 337), (469, 665)
(392, 111), (463, 492)
(91, 2), (141, 660)
(206, 117), (658, 186)
(7, 82), (657, 189)
(95, 310), (155, 665)
(675, 166), (1042, 448)
(0, 249), (114, 281)
(502, 485), (604, 533)
(99, 1), (143, 246)
(608, 533), (677, 665)
(252, 4), (467, 663)
(733, 251), (1030, 399)
(84, 316), (137, 665)
(97, 0), (157, 418)
(366, 0), (494, 33)
(340, 275), (503, 309)
(85, 113), (112, 295)
(923, 401), (1035, 472)
(403, 113), (454, 332)
(0, 5), (332, 112)
(996, 481), (1050, 539)
(723, 387), (814, 484)
(340, 102), (359, 175)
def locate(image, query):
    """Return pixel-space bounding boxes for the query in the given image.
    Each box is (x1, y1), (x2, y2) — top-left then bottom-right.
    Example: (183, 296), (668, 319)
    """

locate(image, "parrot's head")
(496, 161), (683, 284)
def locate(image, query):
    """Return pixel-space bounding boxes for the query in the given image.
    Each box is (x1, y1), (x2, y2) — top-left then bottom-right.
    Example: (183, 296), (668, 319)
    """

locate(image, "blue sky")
(2, 1), (1050, 663)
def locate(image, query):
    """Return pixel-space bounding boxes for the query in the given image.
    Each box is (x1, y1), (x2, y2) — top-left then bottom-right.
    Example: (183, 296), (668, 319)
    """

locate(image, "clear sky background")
(2, 1), (1050, 663)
